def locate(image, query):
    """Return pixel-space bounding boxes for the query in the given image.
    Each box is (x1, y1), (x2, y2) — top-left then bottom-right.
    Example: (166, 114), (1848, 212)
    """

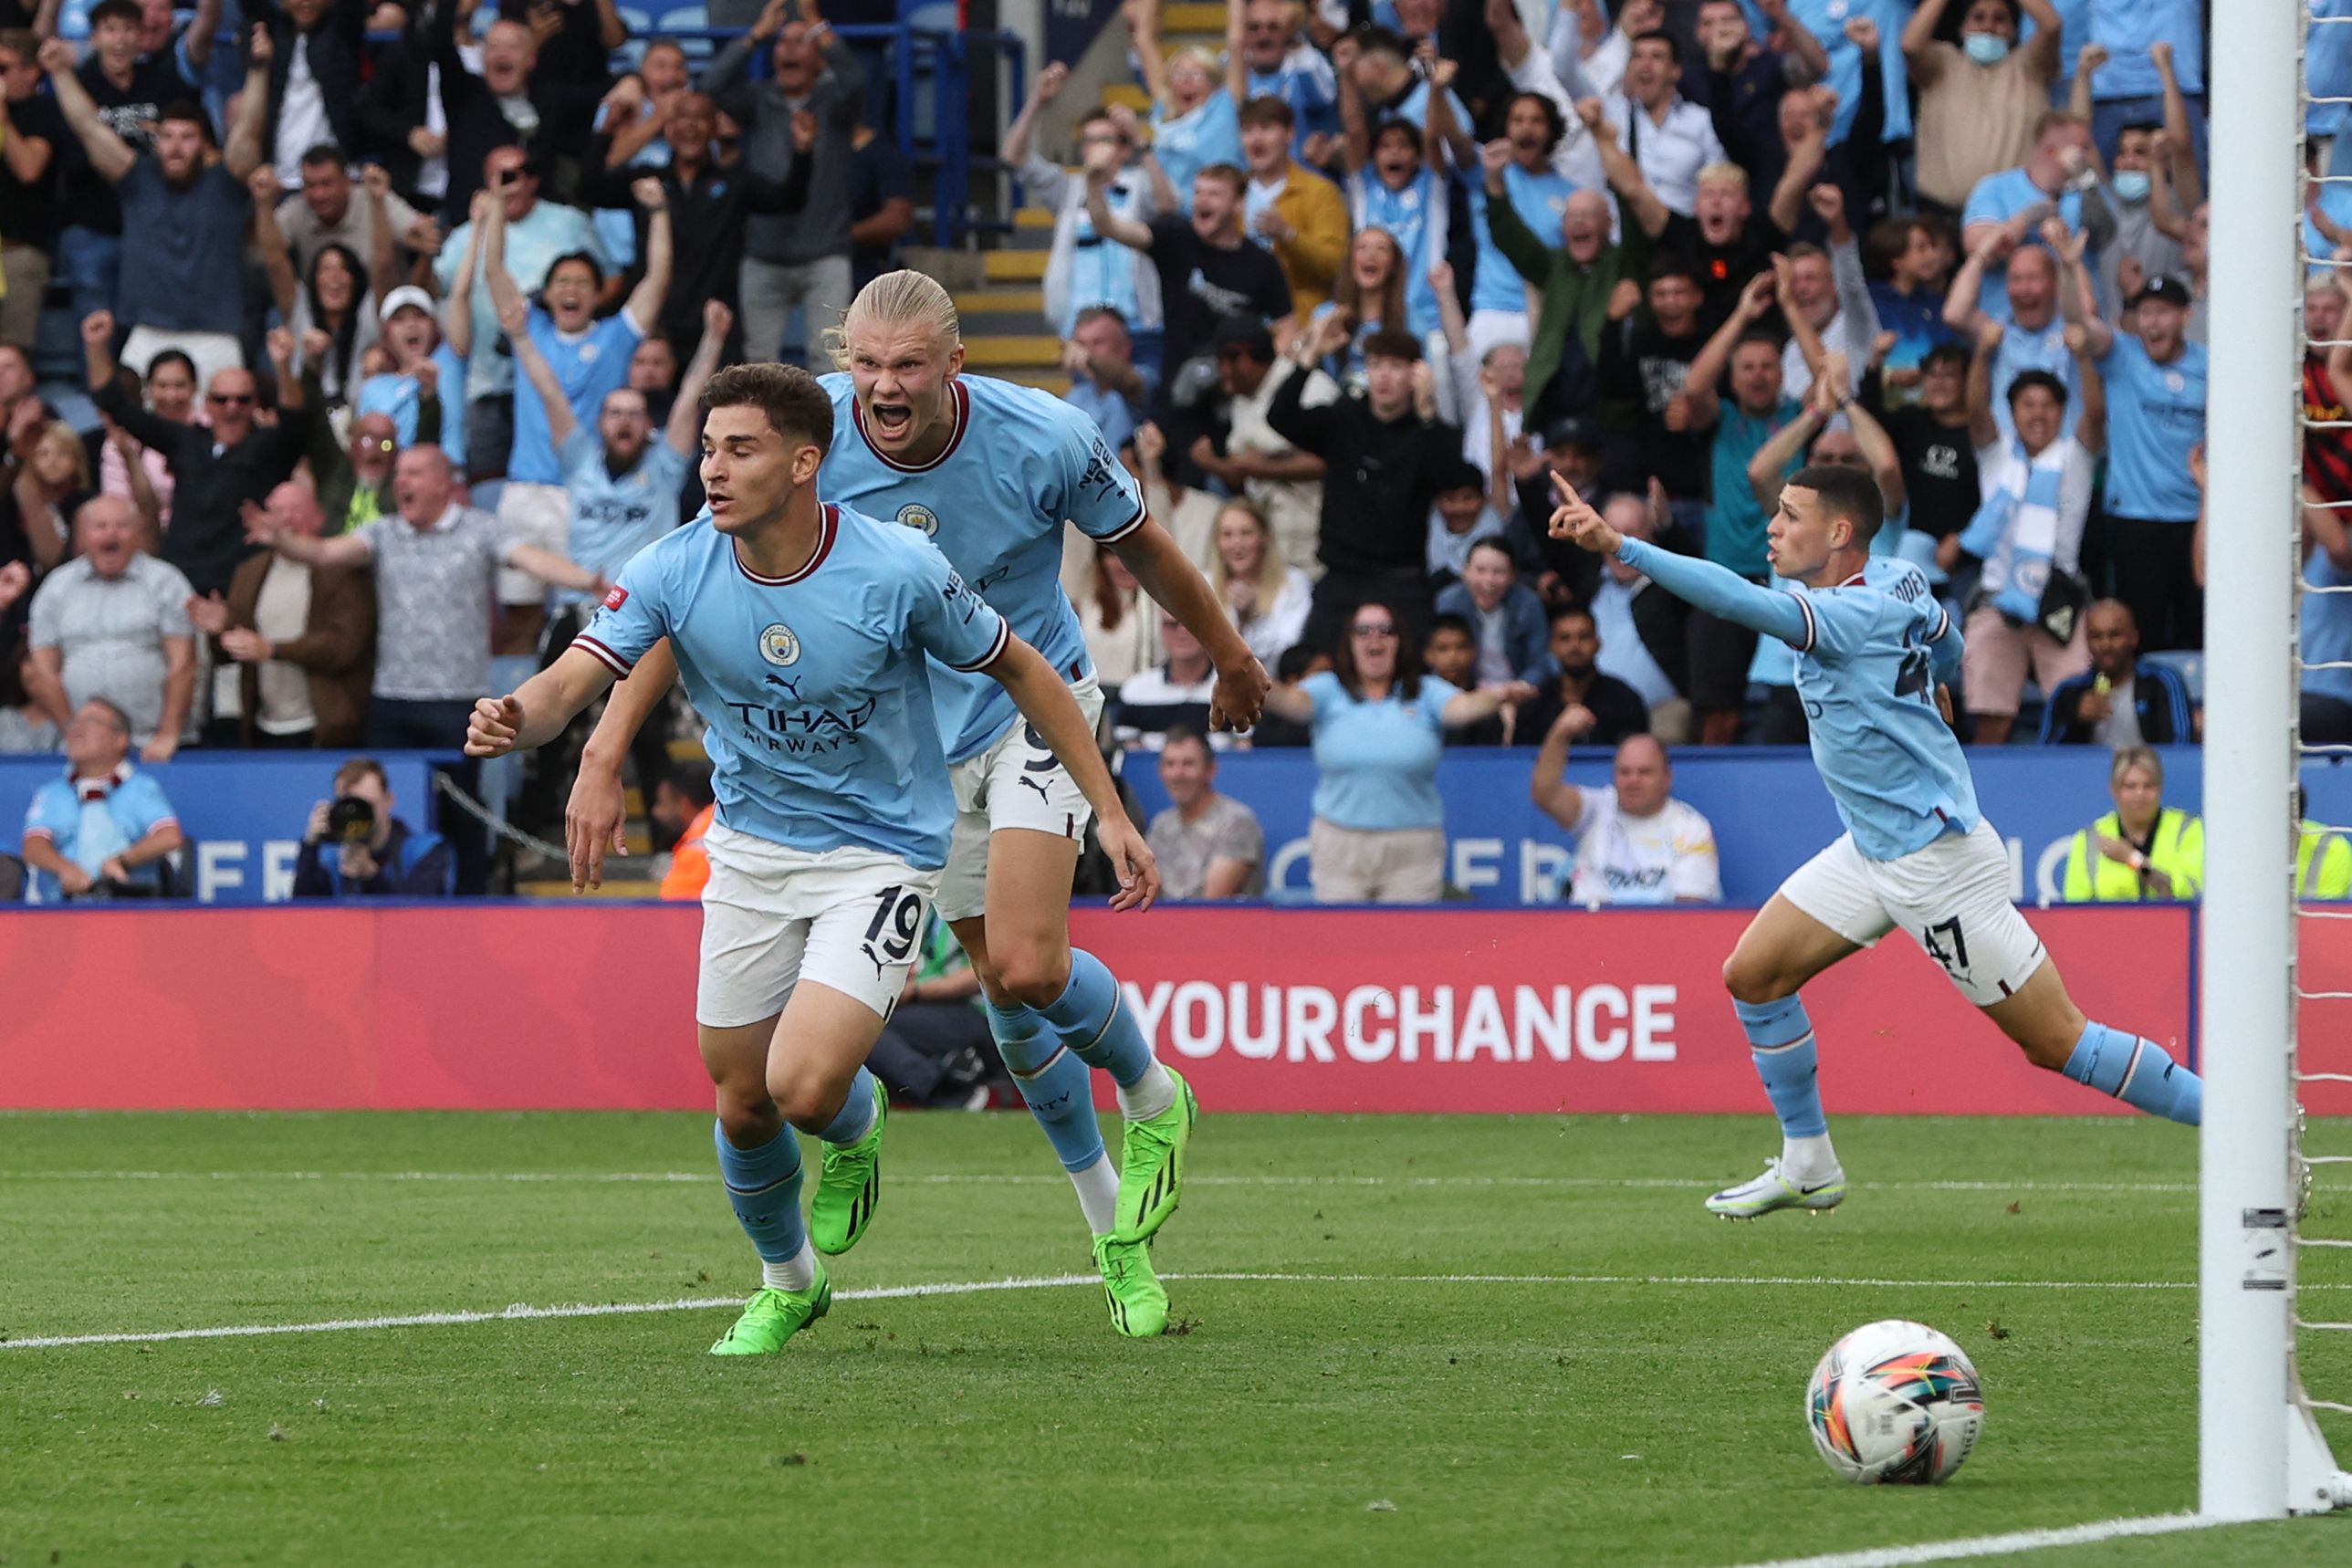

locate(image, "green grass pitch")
(4, 1111), (2349, 1567)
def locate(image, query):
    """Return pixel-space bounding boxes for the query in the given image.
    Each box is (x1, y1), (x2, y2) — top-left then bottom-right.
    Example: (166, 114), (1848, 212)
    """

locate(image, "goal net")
(2203, 0), (2352, 1520)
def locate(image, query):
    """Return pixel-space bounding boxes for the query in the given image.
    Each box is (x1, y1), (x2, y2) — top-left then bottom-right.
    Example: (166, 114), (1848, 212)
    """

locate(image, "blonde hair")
(2110, 744), (2164, 790)
(822, 269), (963, 371)
(1696, 161), (1749, 193)
(1212, 497), (1288, 615)
(34, 420), (90, 493)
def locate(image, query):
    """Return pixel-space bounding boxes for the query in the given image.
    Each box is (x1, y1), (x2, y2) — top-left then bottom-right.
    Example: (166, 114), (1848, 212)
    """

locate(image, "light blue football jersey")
(1621, 542), (1976, 862)
(812, 372), (1148, 763)
(575, 505), (1009, 869)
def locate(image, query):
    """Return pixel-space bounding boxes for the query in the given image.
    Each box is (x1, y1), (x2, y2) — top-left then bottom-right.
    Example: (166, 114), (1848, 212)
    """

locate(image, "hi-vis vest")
(2300, 821), (2352, 899)
(2062, 808), (2204, 903)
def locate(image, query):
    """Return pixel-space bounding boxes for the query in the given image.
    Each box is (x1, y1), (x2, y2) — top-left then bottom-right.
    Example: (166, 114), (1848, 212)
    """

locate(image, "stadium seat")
(55, 0), (93, 38)
(2141, 649), (2206, 706)
(657, 4), (713, 64)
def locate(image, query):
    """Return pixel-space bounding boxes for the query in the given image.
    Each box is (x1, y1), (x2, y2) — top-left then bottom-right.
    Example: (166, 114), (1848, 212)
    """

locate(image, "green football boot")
(1092, 1232), (1169, 1338)
(810, 1078), (886, 1256)
(708, 1268), (831, 1356)
(1113, 1067), (1197, 1243)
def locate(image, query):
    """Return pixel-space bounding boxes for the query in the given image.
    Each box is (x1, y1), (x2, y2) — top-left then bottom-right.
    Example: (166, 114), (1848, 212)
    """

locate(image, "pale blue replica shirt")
(577, 506), (1009, 869)
(1303, 670), (1462, 831)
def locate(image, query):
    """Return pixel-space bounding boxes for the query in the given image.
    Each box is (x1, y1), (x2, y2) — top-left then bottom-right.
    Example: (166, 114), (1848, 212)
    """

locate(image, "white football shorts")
(695, 822), (941, 1027)
(1777, 818), (2048, 1008)
(932, 673), (1105, 924)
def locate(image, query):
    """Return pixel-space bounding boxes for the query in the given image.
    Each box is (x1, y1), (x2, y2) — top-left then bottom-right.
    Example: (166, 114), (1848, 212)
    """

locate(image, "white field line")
(0, 1270), (2286, 1353)
(0, 1170), (2209, 1195)
(1717, 1511), (2223, 1567)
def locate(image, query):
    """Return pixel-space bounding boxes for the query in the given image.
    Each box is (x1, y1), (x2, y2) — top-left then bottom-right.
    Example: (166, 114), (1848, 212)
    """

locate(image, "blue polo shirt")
(22, 766), (177, 904)
(1304, 670), (1461, 831)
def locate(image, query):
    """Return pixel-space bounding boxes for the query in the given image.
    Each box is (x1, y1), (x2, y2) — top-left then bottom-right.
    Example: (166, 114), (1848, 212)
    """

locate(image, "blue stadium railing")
(637, 24), (1026, 248)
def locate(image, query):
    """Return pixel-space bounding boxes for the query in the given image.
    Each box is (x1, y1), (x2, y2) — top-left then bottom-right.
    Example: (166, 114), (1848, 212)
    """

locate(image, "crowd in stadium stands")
(0, 0), (2327, 906)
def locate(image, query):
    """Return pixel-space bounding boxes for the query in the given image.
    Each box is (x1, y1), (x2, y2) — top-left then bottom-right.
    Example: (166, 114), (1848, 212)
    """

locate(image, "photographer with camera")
(19, 698), (185, 904)
(292, 757), (452, 898)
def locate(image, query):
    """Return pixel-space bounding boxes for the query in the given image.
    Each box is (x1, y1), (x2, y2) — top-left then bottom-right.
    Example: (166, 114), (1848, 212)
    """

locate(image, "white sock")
(1115, 1061), (1176, 1123)
(1070, 1153), (1119, 1236)
(1781, 1134), (1840, 1186)
(761, 1241), (817, 1292)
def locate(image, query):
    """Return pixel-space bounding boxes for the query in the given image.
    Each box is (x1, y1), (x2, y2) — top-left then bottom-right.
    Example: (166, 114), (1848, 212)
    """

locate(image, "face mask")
(2112, 171), (2152, 204)
(1962, 33), (2011, 66)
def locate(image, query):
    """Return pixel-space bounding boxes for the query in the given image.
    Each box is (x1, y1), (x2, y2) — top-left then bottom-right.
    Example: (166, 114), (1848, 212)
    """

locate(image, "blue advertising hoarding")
(1124, 746), (2352, 907)
(0, 753), (440, 904)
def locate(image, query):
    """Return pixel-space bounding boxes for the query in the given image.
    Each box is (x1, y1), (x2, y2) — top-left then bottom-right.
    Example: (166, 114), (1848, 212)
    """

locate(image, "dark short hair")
(1467, 537), (1516, 568)
(1646, 254), (1702, 289)
(298, 144), (347, 171)
(1353, 24), (1410, 62)
(1372, 118), (1421, 155)
(157, 99), (212, 138)
(700, 361), (835, 452)
(333, 756), (389, 794)
(89, 0), (141, 28)
(546, 250), (606, 290)
(1363, 329), (1422, 364)
(1922, 341), (1970, 377)
(1275, 643), (1321, 681)
(1549, 603), (1597, 632)
(1425, 612), (1475, 644)
(1195, 162), (1247, 195)
(2006, 368), (2069, 411)
(2117, 119), (2163, 141)
(1505, 92), (1566, 156)
(1159, 724), (1216, 759)
(1631, 26), (1680, 62)
(1239, 94), (1295, 130)
(1075, 304), (1130, 335)
(1788, 463), (1885, 546)
(664, 759), (716, 809)
(1431, 457), (1484, 495)
(1733, 327), (1784, 357)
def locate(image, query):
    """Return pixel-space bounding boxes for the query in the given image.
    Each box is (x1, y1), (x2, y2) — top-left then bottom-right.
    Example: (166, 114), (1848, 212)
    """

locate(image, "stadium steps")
(955, 6), (1244, 399)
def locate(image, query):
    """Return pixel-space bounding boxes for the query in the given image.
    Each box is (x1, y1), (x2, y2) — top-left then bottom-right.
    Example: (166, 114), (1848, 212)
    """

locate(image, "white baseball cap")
(379, 285), (435, 323)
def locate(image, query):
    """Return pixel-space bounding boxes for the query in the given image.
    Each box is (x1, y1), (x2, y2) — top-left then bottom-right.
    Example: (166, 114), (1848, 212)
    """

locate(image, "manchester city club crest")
(758, 623), (801, 666)
(898, 503), (940, 537)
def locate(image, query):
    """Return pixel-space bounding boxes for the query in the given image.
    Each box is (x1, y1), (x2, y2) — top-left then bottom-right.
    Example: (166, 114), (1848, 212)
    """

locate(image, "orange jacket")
(660, 802), (716, 901)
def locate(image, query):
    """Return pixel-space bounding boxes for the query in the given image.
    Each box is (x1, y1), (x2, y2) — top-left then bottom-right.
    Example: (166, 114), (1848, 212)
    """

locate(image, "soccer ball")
(1804, 1320), (1985, 1485)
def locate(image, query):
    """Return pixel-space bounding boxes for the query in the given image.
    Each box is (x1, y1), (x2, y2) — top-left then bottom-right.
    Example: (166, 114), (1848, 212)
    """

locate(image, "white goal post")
(2200, 0), (2349, 1521)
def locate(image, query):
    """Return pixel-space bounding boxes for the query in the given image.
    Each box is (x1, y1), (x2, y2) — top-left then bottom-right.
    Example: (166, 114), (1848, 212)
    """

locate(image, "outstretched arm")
(38, 37), (137, 183)
(1550, 481), (1811, 646)
(465, 646), (621, 757)
(223, 25), (275, 181)
(1529, 709), (1586, 831)
(1084, 164), (1155, 251)
(504, 295), (576, 450)
(667, 301), (730, 455)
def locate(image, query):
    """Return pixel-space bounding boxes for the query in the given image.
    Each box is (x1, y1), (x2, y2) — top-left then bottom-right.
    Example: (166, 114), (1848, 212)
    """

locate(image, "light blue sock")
(1038, 949), (1151, 1086)
(2063, 1021), (2202, 1125)
(1736, 995), (1827, 1139)
(992, 1001), (1108, 1173)
(712, 1120), (808, 1264)
(814, 1066), (880, 1145)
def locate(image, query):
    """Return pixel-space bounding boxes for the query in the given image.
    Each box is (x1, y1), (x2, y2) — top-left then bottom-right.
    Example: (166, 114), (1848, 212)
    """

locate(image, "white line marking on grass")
(2, 1270), (2274, 1353)
(0, 1171), (2205, 1195)
(0, 1274), (1102, 1350)
(1717, 1511), (2222, 1567)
